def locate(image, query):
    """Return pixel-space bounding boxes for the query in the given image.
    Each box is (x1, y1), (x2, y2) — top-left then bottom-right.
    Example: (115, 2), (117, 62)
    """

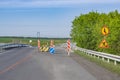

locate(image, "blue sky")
(0, 0), (120, 38)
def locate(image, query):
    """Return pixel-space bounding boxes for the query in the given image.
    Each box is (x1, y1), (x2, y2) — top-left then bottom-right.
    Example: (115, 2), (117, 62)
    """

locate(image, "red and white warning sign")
(38, 39), (40, 48)
(50, 40), (54, 47)
(67, 39), (71, 56)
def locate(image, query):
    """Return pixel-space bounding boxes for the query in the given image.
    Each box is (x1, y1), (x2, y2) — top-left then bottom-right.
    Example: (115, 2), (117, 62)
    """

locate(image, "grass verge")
(74, 50), (120, 75)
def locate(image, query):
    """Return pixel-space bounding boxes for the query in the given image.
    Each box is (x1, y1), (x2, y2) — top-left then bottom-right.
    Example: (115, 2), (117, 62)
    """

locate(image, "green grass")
(75, 50), (120, 75)
(0, 37), (13, 43)
(0, 37), (67, 46)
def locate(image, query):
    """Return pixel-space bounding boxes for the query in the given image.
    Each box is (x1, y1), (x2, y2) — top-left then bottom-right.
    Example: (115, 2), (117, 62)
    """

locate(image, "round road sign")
(101, 26), (109, 36)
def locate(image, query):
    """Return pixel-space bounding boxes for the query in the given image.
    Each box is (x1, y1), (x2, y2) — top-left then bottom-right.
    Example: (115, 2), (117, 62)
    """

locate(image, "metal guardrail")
(0, 47), (2, 53)
(61, 43), (120, 65)
(0, 43), (30, 53)
(73, 45), (120, 65)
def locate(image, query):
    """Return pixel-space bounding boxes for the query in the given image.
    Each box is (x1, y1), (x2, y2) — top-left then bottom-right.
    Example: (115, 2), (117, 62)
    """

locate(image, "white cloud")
(0, 0), (120, 7)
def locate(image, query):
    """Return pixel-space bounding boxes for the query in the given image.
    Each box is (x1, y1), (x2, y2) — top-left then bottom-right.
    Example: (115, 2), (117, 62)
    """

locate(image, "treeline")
(71, 10), (120, 55)
(0, 37), (69, 45)
(0, 36), (70, 40)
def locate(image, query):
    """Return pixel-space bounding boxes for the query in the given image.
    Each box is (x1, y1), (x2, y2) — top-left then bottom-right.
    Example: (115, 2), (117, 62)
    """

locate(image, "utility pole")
(37, 32), (40, 39)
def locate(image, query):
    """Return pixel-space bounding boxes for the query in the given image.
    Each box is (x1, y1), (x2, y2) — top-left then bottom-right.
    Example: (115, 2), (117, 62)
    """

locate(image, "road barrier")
(39, 40), (55, 53)
(40, 46), (49, 52)
(0, 47), (2, 53)
(67, 39), (71, 56)
(0, 43), (30, 52)
(61, 43), (120, 65)
(38, 39), (40, 49)
(73, 45), (120, 65)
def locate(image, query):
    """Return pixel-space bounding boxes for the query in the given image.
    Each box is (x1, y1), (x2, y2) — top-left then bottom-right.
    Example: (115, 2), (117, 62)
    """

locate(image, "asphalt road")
(0, 46), (97, 80)
(1, 46), (120, 80)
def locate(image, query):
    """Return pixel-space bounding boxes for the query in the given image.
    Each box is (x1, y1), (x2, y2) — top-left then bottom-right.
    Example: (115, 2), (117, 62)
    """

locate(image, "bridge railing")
(0, 43), (30, 52)
(71, 44), (120, 65)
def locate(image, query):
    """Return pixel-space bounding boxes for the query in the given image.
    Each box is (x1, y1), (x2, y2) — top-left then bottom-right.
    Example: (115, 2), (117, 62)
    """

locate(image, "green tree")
(71, 10), (120, 55)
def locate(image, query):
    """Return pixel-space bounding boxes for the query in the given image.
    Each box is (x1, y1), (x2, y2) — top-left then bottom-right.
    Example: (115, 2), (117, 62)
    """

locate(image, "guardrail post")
(107, 59), (110, 63)
(114, 61), (117, 65)
(98, 56), (99, 59)
(74, 45), (120, 66)
(102, 57), (104, 61)
(90, 54), (92, 56)
(0, 47), (2, 52)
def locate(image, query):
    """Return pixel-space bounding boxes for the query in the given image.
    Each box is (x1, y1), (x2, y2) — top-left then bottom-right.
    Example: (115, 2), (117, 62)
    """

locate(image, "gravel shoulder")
(70, 52), (120, 80)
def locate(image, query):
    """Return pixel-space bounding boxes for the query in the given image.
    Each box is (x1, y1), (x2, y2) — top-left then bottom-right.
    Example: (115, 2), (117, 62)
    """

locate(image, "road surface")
(0, 46), (119, 80)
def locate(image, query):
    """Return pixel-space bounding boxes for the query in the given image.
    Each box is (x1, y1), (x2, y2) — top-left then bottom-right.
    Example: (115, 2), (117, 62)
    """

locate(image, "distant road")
(0, 46), (119, 80)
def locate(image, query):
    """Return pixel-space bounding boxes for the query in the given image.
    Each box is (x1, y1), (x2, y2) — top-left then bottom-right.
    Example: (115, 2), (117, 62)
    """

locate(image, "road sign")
(101, 26), (109, 36)
(49, 47), (55, 54)
(99, 39), (109, 48)
(67, 39), (71, 49)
